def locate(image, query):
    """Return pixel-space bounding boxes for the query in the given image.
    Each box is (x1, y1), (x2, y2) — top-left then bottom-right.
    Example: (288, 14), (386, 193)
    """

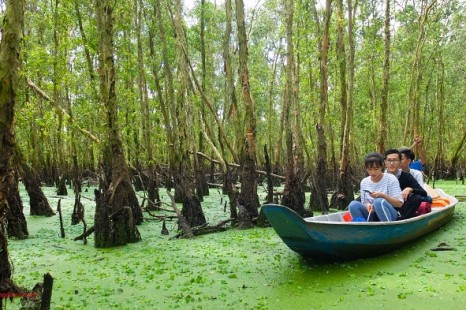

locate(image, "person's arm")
(379, 192), (403, 208)
(403, 173), (427, 197)
(372, 176), (403, 208)
(414, 136), (427, 166)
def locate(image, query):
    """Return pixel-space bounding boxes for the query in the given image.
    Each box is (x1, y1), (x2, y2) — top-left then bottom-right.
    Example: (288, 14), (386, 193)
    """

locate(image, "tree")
(0, 0), (26, 298)
(377, 0), (391, 154)
(93, 0), (142, 248)
(0, 0), (28, 241)
(281, 0), (307, 216)
(170, 0), (207, 228)
(332, 0), (355, 210)
(403, 0), (437, 143)
(135, 0), (153, 167)
(310, 0), (332, 213)
(236, 0), (260, 228)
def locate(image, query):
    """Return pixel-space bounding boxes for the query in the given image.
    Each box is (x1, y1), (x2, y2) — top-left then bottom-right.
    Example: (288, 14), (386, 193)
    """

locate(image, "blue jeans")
(349, 198), (399, 222)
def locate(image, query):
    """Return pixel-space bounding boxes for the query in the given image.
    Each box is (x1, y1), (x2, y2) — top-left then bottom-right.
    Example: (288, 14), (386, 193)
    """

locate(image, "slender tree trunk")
(377, 0), (391, 154)
(94, 0), (141, 248)
(332, 0), (355, 210)
(52, 0), (68, 196)
(267, 45), (281, 167)
(281, 0), (307, 216)
(403, 0), (437, 143)
(236, 0), (259, 227)
(136, 0), (153, 166)
(172, 0), (207, 228)
(196, 0), (209, 199)
(150, 0), (176, 194)
(311, 0), (332, 213)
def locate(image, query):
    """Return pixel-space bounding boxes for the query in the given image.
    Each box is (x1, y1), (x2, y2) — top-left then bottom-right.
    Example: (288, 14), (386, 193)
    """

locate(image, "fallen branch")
(171, 218), (235, 238)
(144, 214), (178, 221)
(192, 218), (234, 236)
(73, 226), (95, 241)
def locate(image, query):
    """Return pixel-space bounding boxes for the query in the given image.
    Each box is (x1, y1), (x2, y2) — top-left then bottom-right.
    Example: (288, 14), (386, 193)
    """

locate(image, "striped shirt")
(360, 173), (403, 204)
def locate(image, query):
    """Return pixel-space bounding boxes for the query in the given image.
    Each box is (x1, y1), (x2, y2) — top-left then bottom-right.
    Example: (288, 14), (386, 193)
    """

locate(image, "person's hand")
(414, 136), (422, 146)
(401, 187), (412, 200)
(371, 191), (383, 199)
(365, 203), (373, 213)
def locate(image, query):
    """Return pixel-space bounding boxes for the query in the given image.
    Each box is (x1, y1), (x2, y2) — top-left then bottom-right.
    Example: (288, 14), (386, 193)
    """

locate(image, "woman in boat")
(348, 152), (403, 222)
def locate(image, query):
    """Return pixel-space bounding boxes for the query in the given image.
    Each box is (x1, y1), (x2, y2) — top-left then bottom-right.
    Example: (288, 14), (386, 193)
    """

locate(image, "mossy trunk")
(236, 0), (259, 226)
(4, 171), (28, 239)
(21, 164), (55, 216)
(93, 0), (142, 247)
(0, 0), (25, 292)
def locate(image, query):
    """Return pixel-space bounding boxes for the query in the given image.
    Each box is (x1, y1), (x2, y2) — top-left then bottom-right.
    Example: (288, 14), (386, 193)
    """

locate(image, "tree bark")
(169, 0), (207, 228)
(0, 0), (28, 240)
(0, 0), (26, 291)
(236, 0), (259, 227)
(403, 0), (437, 143)
(281, 0), (307, 216)
(377, 0), (391, 153)
(135, 0), (153, 166)
(21, 162), (55, 216)
(310, 0), (332, 213)
(93, 0), (142, 248)
(331, 0), (355, 210)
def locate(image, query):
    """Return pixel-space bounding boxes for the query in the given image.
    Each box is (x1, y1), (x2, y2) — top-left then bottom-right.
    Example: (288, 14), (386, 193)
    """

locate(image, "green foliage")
(12, 0), (466, 176)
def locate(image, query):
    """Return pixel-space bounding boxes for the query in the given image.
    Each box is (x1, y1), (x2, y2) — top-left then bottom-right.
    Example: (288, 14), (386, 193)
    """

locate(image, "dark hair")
(364, 152), (384, 168)
(399, 147), (415, 161)
(384, 148), (401, 160)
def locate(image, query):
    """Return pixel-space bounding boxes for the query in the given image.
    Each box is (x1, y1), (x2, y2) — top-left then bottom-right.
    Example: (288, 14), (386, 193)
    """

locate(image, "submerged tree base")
(94, 179), (141, 248)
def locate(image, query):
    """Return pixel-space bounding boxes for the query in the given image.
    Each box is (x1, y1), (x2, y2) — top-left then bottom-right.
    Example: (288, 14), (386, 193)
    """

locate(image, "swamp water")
(6, 182), (466, 309)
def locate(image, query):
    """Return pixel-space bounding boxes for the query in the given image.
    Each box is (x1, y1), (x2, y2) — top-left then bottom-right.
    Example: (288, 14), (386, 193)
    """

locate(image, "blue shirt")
(409, 160), (423, 171)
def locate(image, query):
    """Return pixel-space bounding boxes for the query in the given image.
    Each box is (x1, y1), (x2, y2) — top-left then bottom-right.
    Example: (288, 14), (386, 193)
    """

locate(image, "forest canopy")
(3, 0), (466, 187)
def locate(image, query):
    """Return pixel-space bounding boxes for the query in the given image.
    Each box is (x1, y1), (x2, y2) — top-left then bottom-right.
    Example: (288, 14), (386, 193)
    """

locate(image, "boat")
(261, 188), (458, 260)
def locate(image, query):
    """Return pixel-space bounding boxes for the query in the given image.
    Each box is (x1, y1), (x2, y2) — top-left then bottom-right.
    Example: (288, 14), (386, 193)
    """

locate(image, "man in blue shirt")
(401, 136), (426, 172)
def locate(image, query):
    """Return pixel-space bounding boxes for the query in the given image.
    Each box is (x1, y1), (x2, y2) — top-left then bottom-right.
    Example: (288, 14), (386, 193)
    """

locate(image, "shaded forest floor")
(5, 181), (466, 309)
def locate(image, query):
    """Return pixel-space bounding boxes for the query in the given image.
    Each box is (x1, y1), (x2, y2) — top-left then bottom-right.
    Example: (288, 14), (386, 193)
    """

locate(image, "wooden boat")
(262, 189), (458, 260)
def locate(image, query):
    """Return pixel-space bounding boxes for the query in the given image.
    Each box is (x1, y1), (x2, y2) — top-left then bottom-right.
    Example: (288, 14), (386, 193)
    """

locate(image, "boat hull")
(262, 190), (457, 259)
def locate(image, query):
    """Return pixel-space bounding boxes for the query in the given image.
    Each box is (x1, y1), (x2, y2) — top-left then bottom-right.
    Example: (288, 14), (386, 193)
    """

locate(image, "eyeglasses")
(385, 159), (400, 164)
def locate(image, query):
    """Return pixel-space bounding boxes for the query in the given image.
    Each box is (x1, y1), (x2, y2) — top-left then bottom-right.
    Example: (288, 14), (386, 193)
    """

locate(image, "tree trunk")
(0, 0), (26, 292)
(149, 0), (178, 199)
(0, 0), (28, 240)
(223, 0), (242, 164)
(332, 0), (355, 210)
(21, 162), (55, 216)
(403, 1), (436, 143)
(310, 0), (332, 213)
(169, 0), (207, 228)
(136, 0), (153, 166)
(194, 0), (209, 199)
(281, 0), (307, 216)
(377, 0), (391, 154)
(93, 0), (141, 248)
(236, 0), (259, 227)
